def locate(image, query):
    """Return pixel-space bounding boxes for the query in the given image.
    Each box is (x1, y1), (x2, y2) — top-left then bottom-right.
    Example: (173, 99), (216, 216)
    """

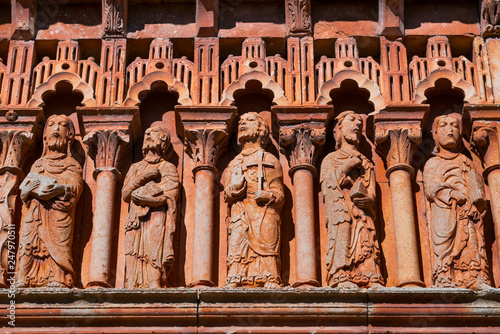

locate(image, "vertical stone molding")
(375, 105), (426, 288)
(469, 105), (500, 274)
(194, 38), (219, 105)
(82, 108), (136, 287)
(285, 0), (312, 36)
(0, 109), (40, 288)
(1, 40), (35, 107)
(98, 39), (127, 106)
(177, 106), (235, 287)
(103, 0), (127, 37)
(276, 106), (329, 288)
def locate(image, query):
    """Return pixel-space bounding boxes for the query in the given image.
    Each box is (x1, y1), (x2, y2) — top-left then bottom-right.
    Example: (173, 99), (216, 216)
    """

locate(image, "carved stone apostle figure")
(424, 114), (491, 289)
(223, 112), (284, 288)
(122, 126), (179, 288)
(321, 110), (384, 289)
(16, 115), (83, 288)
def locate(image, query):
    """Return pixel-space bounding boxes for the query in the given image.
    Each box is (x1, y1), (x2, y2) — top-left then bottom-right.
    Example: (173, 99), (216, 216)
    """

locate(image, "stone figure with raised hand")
(122, 126), (179, 288)
(17, 115), (83, 288)
(321, 110), (384, 289)
(424, 113), (491, 289)
(223, 112), (284, 288)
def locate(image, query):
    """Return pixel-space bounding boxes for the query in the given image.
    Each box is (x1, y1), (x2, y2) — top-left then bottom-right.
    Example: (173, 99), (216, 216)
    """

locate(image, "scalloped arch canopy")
(220, 71), (288, 106)
(124, 71), (193, 106)
(316, 70), (386, 112)
(413, 69), (480, 104)
(28, 72), (97, 107)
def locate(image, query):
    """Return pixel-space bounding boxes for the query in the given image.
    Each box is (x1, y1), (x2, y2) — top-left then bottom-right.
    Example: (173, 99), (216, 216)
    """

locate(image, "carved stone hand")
(254, 190), (274, 204)
(231, 165), (246, 190)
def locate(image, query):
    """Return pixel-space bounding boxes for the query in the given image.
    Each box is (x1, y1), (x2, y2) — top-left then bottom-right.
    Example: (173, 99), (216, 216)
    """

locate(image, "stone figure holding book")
(122, 126), (179, 288)
(17, 115), (83, 288)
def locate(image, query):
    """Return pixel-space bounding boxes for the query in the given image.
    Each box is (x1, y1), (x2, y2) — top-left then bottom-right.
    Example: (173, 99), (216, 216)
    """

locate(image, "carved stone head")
(432, 113), (462, 154)
(237, 112), (269, 148)
(334, 110), (363, 150)
(42, 114), (75, 156)
(142, 126), (171, 158)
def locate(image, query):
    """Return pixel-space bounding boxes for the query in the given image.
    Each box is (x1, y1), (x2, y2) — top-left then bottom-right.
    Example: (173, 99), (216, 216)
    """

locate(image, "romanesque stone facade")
(2, 0), (500, 332)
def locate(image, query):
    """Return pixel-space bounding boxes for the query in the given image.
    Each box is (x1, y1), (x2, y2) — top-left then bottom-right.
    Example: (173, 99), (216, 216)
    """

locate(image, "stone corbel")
(177, 105), (236, 288)
(11, 0), (37, 40)
(80, 107), (138, 288)
(468, 104), (500, 272)
(0, 108), (42, 288)
(285, 0), (312, 37)
(275, 105), (330, 288)
(374, 104), (427, 288)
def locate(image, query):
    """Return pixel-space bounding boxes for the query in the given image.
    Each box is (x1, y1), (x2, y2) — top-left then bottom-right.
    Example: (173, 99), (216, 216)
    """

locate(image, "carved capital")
(286, 0), (312, 36)
(83, 129), (130, 178)
(375, 122), (422, 178)
(103, 0), (127, 37)
(0, 129), (35, 170)
(279, 124), (325, 176)
(482, 0), (500, 37)
(184, 128), (228, 174)
(472, 121), (500, 178)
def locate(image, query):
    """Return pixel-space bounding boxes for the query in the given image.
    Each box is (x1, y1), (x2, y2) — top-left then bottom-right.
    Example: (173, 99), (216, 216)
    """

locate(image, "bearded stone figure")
(223, 112), (284, 288)
(17, 115), (83, 288)
(424, 114), (491, 289)
(122, 126), (179, 288)
(321, 111), (384, 289)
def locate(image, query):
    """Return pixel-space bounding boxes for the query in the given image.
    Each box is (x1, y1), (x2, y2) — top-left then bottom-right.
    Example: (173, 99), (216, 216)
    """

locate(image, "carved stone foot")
(337, 281), (358, 289)
(470, 278), (492, 290)
(368, 282), (384, 289)
(264, 281), (280, 289)
(224, 282), (238, 289)
(47, 281), (66, 288)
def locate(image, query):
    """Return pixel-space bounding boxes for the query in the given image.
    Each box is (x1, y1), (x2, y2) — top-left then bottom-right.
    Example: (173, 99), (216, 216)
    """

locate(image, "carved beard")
(45, 135), (67, 151)
(343, 130), (360, 146)
(142, 138), (163, 155)
(238, 129), (260, 145)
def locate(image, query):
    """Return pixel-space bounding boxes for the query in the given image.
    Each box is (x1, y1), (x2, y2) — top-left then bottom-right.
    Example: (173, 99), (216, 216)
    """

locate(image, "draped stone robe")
(17, 153), (83, 287)
(223, 147), (284, 287)
(424, 151), (490, 288)
(122, 156), (179, 288)
(320, 147), (384, 287)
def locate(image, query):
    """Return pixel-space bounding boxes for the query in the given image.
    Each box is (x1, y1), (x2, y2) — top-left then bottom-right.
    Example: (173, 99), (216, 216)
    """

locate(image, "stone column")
(275, 106), (328, 288)
(375, 114), (425, 288)
(469, 104), (500, 268)
(280, 125), (325, 288)
(185, 128), (228, 287)
(0, 109), (40, 288)
(83, 128), (130, 288)
(177, 105), (235, 288)
(81, 107), (137, 288)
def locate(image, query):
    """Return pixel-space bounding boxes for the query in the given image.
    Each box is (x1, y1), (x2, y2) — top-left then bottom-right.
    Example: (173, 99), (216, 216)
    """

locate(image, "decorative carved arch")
(123, 71), (192, 106)
(220, 71), (288, 106)
(28, 72), (96, 107)
(316, 70), (386, 111)
(413, 69), (480, 104)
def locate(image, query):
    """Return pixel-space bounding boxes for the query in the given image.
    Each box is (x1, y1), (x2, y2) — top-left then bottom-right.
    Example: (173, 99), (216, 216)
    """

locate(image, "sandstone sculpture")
(122, 126), (179, 288)
(16, 115), (83, 288)
(424, 114), (491, 289)
(321, 111), (384, 289)
(223, 112), (284, 288)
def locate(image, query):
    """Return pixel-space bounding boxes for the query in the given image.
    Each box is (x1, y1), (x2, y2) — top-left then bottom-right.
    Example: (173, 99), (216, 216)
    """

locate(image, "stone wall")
(2, 0), (500, 332)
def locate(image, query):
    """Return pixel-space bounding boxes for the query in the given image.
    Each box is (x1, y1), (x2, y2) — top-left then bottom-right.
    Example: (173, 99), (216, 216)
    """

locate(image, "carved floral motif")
(184, 128), (228, 170)
(279, 124), (325, 171)
(103, 0), (125, 37)
(286, 0), (312, 35)
(482, 0), (500, 34)
(83, 129), (130, 171)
